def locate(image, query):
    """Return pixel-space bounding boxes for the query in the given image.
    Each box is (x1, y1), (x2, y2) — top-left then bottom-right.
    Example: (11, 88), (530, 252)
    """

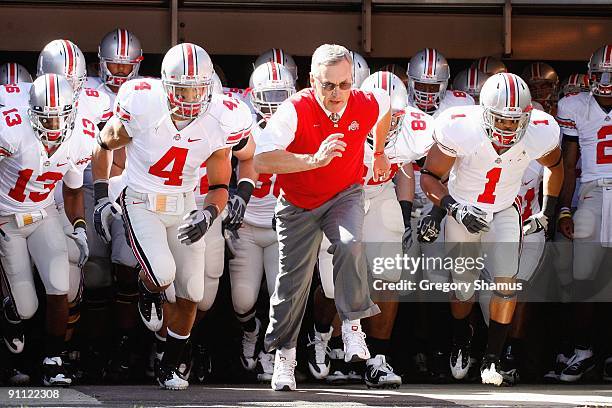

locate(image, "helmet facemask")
(164, 77), (213, 119)
(590, 70), (612, 97)
(250, 87), (295, 121)
(99, 58), (142, 88)
(29, 104), (76, 151)
(409, 79), (447, 112)
(482, 106), (531, 148)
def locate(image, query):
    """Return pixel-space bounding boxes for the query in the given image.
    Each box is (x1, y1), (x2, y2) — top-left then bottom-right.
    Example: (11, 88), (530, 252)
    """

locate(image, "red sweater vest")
(277, 88), (379, 209)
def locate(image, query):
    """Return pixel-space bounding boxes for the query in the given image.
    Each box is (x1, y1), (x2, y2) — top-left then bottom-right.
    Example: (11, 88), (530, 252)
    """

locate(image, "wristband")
(73, 218), (87, 230)
(558, 212), (572, 221)
(236, 178), (256, 204)
(440, 195), (457, 215)
(93, 179), (109, 202)
(204, 204), (220, 220)
(398, 200), (413, 228)
(373, 151), (385, 157)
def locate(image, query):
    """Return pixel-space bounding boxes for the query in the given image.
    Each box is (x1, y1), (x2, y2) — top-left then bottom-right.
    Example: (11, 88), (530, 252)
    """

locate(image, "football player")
(419, 73), (563, 386)
(92, 43), (253, 390)
(0, 63), (32, 86)
(471, 56), (508, 75)
(554, 44), (612, 382)
(452, 67), (491, 104)
(0, 74), (95, 385)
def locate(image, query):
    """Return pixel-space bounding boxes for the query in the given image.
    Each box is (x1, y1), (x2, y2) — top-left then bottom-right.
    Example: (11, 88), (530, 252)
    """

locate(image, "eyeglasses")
(314, 76), (352, 92)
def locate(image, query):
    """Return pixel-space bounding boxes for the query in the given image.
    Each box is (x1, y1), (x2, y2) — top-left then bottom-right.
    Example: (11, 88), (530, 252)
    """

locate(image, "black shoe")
(480, 354), (503, 386)
(42, 356), (72, 386)
(1, 298), (24, 354)
(560, 348), (596, 383)
(543, 353), (569, 382)
(177, 339), (193, 381)
(429, 351), (451, 383)
(107, 335), (131, 383)
(450, 342), (471, 380)
(603, 357), (612, 382)
(138, 279), (164, 332)
(500, 344), (520, 386)
(191, 343), (212, 384)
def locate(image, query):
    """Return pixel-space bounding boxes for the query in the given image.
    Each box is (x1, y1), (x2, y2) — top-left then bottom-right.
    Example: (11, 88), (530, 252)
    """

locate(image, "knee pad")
(197, 276), (220, 312)
(11, 284), (38, 320)
(235, 305), (256, 324)
(231, 283), (258, 316)
(573, 208), (597, 239)
(83, 256), (113, 290)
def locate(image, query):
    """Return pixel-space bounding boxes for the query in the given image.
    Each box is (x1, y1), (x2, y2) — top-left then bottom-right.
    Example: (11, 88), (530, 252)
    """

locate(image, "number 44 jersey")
(115, 78), (253, 194)
(434, 105), (559, 217)
(0, 107), (97, 215)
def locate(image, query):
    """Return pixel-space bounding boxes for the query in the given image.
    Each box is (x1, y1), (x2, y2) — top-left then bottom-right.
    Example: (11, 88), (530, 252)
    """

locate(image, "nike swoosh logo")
(188, 138), (202, 143)
(57, 163), (67, 167)
(313, 124), (320, 128)
(523, 179), (534, 186)
(584, 196), (593, 200)
(132, 201), (145, 205)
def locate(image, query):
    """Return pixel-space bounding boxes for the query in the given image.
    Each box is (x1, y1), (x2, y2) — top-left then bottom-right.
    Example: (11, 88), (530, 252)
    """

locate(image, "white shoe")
(365, 354), (402, 389)
(257, 350), (275, 382)
(271, 348), (297, 391)
(480, 358), (503, 386)
(42, 356), (72, 386)
(157, 366), (189, 390)
(307, 326), (332, 379)
(241, 318), (260, 371)
(342, 321), (370, 363)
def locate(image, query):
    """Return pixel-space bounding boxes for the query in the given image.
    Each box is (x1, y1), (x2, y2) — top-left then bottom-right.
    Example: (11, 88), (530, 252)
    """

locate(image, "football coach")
(254, 43), (391, 391)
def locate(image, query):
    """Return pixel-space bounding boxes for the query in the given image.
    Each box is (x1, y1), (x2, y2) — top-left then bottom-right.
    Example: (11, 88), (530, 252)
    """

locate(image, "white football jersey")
(362, 106), (435, 199)
(0, 107), (96, 215)
(85, 76), (119, 113)
(557, 92), (612, 183)
(408, 89), (475, 118)
(116, 78), (253, 195)
(0, 82), (111, 126)
(435, 105), (559, 217)
(518, 160), (544, 221)
(243, 125), (278, 228)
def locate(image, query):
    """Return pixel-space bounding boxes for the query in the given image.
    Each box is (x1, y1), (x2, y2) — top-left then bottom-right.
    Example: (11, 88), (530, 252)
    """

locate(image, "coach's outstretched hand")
(311, 133), (346, 168)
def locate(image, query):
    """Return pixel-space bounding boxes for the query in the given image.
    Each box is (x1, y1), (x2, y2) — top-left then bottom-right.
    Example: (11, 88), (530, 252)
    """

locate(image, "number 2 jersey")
(557, 92), (612, 183)
(0, 106), (96, 215)
(115, 78), (253, 194)
(435, 105), (559, 217)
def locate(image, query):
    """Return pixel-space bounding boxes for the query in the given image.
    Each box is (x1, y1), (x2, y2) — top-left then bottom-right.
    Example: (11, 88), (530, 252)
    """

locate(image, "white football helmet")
(480, 73), (532, 148)
(98, 28), (144, 88)
(521, 62), (559, 108)
(471, 56), (507, 75)
(161, 43), (214, 119)
(254, 48), (298, 82)
(349, 50), (370, 88)
(28, 74), (76, 150)
(249, 62), (295, 121)
(361, 71), (408, 146)
(407, 48), (450, 112)
(37, 40), (87, 99)
(561, 73), (590, 96)
(0, 63), (33, 85)
(588, 44), (612, 97)
(211, 72), (223, 95)
(380, 63), (409, 86)
(452, 67), (491, 103)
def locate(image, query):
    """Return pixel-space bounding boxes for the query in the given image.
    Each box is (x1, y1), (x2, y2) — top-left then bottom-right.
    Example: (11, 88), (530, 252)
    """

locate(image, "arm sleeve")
(555, 96), (578, 137)
(371, 88), (391, 124)
(254, 100), (298, 154)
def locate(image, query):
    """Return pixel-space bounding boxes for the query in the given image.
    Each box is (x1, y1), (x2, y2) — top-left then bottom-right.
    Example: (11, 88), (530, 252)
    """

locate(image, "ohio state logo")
(348, 120), (360, 131)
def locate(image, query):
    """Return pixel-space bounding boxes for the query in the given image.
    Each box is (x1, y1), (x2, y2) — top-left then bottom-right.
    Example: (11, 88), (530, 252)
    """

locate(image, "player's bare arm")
(204, 147), (232, 214)
(420, 143), (456, 207)
(395, 162), (416, 252)
(557, 138), (578, 239)
(372, 109), (392, 182)
(62, 183), (85, 225)
(92, 116), (131, 182)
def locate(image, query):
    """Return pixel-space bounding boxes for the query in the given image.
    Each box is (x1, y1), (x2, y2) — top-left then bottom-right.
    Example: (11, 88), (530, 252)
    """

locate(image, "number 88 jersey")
(434, 105), (559, 217)
(116, 78), (253, 194)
